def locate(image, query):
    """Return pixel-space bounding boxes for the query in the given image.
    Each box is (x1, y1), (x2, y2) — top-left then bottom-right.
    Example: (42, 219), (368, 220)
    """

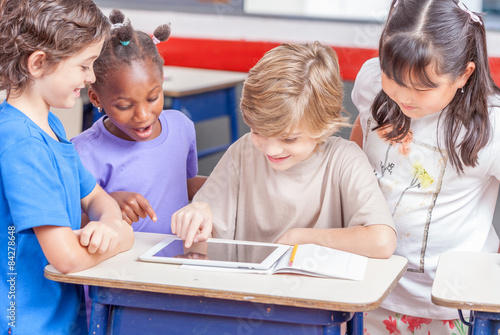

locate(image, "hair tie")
(112, 22), (124, 30)
(152, 36), (161, 45)
(457, 1), (482, 25)
(120, 40), (130, 46)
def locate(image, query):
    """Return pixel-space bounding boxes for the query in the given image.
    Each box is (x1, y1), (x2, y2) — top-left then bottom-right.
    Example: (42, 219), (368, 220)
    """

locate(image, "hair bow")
(457, 1), (482, 25)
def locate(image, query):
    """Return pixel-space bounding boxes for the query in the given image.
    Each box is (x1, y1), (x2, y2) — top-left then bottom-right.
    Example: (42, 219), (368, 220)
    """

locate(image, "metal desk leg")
(323, 323), (341, 335)
(346, 312), (364, 335)
(88, 302), (110, 335)
(323, 312), (362, 335)
(89, 286), (110, 335)
(459, 309), (473, 335)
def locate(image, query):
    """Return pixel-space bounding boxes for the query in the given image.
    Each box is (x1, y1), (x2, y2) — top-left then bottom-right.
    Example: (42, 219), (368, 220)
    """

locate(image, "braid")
(92, 9), (171, 92)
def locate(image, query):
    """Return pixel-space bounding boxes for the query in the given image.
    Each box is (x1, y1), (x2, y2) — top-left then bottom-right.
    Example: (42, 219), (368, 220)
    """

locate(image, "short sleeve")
(351, 58), (383, 135)
(2, 139), (70, 232)
(76, 150), (97, 199)
(338, 142), (396, 232)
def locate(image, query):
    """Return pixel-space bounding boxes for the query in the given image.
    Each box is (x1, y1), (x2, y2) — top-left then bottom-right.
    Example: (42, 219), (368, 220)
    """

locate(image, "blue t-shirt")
(0, 101), (96, 334)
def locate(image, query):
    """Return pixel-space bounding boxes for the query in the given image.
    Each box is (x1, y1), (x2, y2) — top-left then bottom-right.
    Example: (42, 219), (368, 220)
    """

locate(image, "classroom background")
(23, 0), (500, 232)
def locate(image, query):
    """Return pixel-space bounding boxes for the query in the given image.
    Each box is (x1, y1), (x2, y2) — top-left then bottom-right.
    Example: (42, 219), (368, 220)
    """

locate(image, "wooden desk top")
(45, 232), (407, 312)
(432, 251), (500, 313)
(162, 66), (247, 97)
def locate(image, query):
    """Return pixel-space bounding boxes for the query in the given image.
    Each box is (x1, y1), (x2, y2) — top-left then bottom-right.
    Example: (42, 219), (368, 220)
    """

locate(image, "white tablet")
(139, 235), (289, 270)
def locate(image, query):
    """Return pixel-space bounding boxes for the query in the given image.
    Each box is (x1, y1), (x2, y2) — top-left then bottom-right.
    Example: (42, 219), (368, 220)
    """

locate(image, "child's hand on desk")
(76, 219), (132, 254)
(109, 191), (157, 225)
(171, 202), (212, 248)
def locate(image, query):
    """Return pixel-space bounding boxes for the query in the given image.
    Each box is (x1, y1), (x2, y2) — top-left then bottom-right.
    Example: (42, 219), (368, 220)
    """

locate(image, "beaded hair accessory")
(457, 1), (482, 25)
(151, 24), (171, 46)
(111, 22), (130, 46)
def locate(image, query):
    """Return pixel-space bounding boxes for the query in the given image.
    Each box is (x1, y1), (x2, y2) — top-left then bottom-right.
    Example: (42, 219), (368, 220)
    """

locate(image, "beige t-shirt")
(194, 133), (395, 242)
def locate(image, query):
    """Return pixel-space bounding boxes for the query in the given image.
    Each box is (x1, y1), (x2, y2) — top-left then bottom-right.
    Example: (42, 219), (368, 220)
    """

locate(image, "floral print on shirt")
(364, 118), (448, 273)
(366, 311), (469, 335)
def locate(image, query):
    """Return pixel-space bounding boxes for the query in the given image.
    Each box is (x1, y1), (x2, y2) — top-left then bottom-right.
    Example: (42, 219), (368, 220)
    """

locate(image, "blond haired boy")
(171, 42), (396, 258)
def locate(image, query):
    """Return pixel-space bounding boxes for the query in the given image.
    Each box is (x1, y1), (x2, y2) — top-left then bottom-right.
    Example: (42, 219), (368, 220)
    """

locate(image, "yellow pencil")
(288, 244), (298, 266)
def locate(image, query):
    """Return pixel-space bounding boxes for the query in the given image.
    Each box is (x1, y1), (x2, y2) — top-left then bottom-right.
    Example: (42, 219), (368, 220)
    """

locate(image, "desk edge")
(431, 295), (500, 314)
(45, 259), (408, 313)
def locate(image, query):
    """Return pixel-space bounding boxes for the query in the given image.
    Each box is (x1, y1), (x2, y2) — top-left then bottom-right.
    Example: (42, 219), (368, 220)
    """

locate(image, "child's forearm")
(349, 116), (364, 148)
(72, 223), (134, 272)
(34, 224), (134, 274)
(82, 185), (122, 226)
(73, 223), (134, 272)
(277, 225), (396, 258)
(187, 175), (208, 201)
(323, 225), (396, 258)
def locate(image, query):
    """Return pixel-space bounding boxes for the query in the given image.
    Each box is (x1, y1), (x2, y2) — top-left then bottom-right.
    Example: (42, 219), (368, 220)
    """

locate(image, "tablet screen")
(152, 239), (280, 264)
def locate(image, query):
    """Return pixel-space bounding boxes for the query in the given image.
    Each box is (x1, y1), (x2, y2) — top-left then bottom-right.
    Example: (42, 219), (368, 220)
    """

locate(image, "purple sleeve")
(186, 120), (198, 179)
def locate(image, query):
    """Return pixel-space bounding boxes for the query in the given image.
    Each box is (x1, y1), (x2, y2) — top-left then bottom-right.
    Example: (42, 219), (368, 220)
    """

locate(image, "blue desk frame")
(471, 311), (500, 335)
(89, 286), (363, 335)
(459, 310), (500, 335)
(167, 86), (238, 159)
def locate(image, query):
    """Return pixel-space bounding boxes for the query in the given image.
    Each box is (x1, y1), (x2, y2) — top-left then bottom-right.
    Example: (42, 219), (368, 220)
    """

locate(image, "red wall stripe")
(490, 57), (500, 86)
(158, 37), (500, 85)
(157, 38), (281, 73)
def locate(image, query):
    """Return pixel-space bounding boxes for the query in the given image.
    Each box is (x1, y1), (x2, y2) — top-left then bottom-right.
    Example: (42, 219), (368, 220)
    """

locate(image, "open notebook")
(182, 243), (368, 281)
(265, 244), (367, 280)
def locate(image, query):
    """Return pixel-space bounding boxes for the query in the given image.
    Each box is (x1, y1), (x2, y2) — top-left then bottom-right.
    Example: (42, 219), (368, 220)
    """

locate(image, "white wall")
(245, 0), (392, 21)
(246, 0), (483, 19)
(99, 5), (500, 57)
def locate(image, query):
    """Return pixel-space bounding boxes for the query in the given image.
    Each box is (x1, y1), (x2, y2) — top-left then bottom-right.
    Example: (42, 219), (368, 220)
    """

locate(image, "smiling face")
(250, 124), (318, 171)
(36, 38), (105, 110)
(89, 59), (164, 142)
(380, 67), (466, 119)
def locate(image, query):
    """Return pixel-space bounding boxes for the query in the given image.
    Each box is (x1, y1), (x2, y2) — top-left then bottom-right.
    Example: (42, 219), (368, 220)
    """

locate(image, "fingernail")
(193, 238), (199, 244)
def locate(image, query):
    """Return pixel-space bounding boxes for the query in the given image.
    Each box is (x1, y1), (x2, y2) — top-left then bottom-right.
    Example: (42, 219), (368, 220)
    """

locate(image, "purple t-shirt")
(71, 110), (198, 233)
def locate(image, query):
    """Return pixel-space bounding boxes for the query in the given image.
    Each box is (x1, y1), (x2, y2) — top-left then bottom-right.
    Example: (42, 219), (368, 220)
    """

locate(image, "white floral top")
(352, 58), (500, 319)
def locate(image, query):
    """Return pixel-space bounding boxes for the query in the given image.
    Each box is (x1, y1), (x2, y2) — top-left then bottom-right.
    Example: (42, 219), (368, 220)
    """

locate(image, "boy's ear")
(27, 51), (48, 78)
(87, 87), (101, 107)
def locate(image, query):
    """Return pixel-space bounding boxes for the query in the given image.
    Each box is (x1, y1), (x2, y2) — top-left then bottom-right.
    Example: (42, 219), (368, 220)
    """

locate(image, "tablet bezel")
(139, 235), (290, 270)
